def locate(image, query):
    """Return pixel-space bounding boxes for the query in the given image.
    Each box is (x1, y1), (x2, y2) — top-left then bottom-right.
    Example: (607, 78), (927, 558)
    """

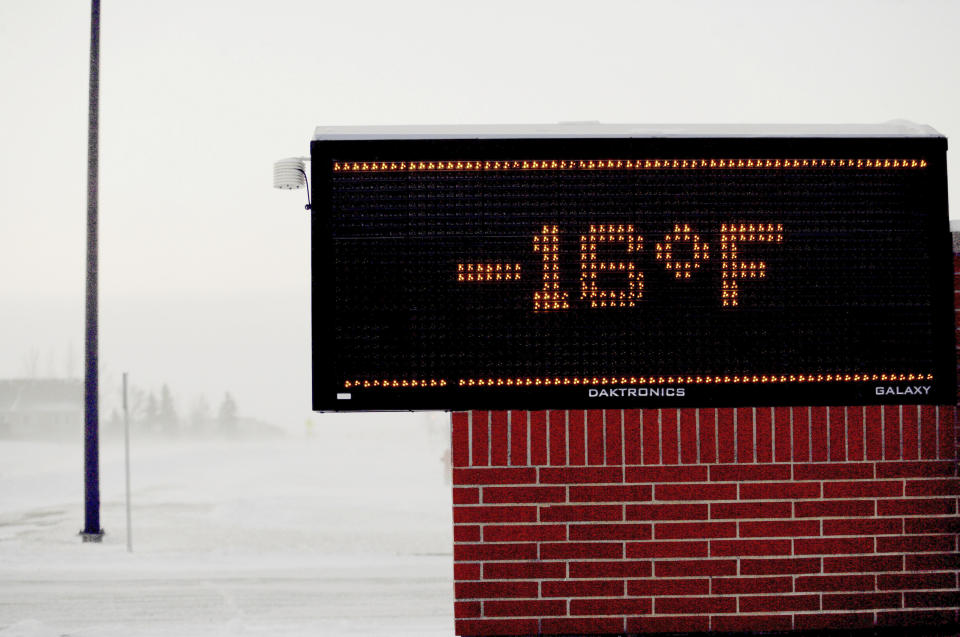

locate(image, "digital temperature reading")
(311, 128), (954, 411)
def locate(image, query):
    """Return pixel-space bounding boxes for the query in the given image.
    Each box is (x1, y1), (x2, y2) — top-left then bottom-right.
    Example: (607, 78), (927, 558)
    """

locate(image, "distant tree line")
(108, 383), (239, 436)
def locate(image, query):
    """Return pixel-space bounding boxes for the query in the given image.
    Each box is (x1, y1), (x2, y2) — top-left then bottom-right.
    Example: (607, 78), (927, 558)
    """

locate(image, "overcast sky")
(2, 0), (959, 427)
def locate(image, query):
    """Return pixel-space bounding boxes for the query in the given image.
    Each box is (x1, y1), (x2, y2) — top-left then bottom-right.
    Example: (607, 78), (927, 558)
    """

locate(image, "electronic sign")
(310, 126), (953, 411)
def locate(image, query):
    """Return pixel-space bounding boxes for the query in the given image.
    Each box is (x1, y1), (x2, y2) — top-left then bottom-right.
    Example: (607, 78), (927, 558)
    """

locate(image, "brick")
(755, 407), (773, 463)
(627, 540), (708, 558)
(877, 610), (958, 627)
(700, 408), (718, 465)
(483, 561), (566, 580)
(539, 467), (621, 484)
(876, 534), (956, 553)
(540, 541), (623, 560)
(876, 461), (956, 478)
(509, 410), (527, 466)
(623, 409), (642, 464)
(740, 557), (821, 575)
(710, 539), (792, 557)
(796, 499), (875, 518)
(454, 467), (536, 485)
(587, 409), (604, 465)
(866, 405), (883, 460)
(773, 406), (791, 463)
(569, 560), (650, 578)
(454, 543), (537, 562)
(796, 574), (875, 592)
(541, 618), (625, 634)
(626, 465), (709, 483)
(605, 409), (623, 465)
(920, 405), (938, 459)
(454, 525), (480, 542)
(655, 521), (736, 539)
(455, 619), (538, 636)
(472, 411), (489, 466)
(718, 408), (735, 463)
(793, 406), (810, 462)
(655, 596), (736, 614)
(823, 592), (902, 610)
(710, 463), (790, 482)
(566, 410), (585, 465)
(824, 554), (903, 573)
(713, 615), (793, 632)
(877, 498), (956, 516)
(904, 516), (960, 534)
(482, 524), (565, 542)
(569, 485), (651, 502)
(655, 483), (736, 501)
(740, 481), (820, 500)
(655, 559), (737, 577)
(570, 598), (651, 616)
(454, 601), (481, 618)
(828, 406), (846, 461)
(539, 504), (622, 522)
(937, 405), (955, 460)
(740, 520), (820, 537)
(628, 615), (709, 633)
(454, 487), (480, 504)
(455, 581), (537, 599)
(736, 407), (754, 463)
(884, 405), (902, 461)
(794, 612), (874, 631)
(454, 563), (481, 580)
(904, 478), (960, 496)
(483, 599), (566, 617)
(452, 412), (470, 467)
(453, 506), (538, 524)
(680, 408), (698, 464)
(626, 503), (708, 520)
(661, 408), (679, 465)
(547, 410), (566, 466)
(711, 501), (792, 519)
(642, 409), (660, 464)
(483, 486), (564, 504)
(529, 411), (547, 465)
(794, 462), (873, 480)
(710, 576), (791, 595)
(490, 411), (509, 466)
(823, 517), (901, 536)
(902, 405), (920, 461)
(542, 579), (623, 597)
(878, 572), (956, 590)
(847, 405), (865, 461)
(904, 591), (960, 607)
(740, 593), (819, 612)
(629, 578), (709, 596)
(822, 480), (904, 498)
(569, 523), (651, 541)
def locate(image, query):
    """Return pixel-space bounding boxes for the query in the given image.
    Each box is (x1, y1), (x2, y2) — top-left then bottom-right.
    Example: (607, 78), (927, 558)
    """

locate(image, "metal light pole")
(81, 0), (104, 543)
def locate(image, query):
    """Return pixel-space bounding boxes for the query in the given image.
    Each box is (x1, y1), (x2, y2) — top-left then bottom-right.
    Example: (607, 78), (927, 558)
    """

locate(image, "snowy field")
(0, 414), (455, 636)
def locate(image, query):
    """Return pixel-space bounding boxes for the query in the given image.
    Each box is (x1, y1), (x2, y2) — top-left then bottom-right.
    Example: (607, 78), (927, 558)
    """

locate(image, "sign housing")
(310, 123), (953, 412)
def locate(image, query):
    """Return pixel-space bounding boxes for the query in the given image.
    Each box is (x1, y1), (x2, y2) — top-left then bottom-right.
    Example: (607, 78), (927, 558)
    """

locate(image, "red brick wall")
(451, 406), (959, 635)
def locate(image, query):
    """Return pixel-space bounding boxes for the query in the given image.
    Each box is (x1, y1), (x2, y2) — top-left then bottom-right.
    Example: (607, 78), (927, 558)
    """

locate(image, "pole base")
(79, 530), (105, 543)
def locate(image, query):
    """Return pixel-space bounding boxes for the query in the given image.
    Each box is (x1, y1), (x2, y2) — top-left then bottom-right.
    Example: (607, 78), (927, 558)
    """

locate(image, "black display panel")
(311, 136), (954, 411)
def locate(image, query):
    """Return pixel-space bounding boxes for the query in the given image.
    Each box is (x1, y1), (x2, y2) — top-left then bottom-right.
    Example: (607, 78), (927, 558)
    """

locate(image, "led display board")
(310, 125), (953, 411)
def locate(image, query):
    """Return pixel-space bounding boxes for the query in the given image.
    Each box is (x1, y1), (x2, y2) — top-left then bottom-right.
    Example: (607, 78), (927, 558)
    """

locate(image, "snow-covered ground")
(0, 413), (455, 636)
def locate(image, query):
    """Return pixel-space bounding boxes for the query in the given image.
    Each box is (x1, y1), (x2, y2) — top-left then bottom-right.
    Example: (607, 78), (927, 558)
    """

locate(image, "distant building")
(0, 379), (82, 438)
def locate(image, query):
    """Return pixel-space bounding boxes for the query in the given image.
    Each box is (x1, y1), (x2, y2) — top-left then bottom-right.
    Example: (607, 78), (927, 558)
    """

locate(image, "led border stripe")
(344, 373), (932, 389)
(333, 158), (928, 173)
